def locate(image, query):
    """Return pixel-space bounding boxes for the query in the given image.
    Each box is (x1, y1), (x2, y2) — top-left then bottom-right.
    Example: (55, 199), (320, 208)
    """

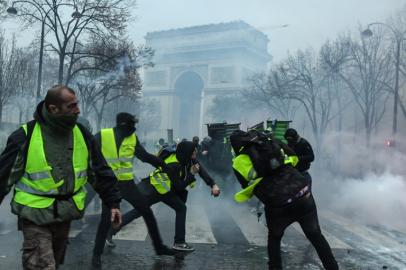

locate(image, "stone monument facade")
(142, 20), (270, 139)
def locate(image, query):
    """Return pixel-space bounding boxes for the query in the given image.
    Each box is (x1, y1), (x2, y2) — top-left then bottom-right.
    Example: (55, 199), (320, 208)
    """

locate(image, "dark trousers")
(93, 180), (164, 256)
(265, 193), (338, 270)
(20, 218), (71, 270)
(113, 180), (188, 244)
(301, 171), (312, 191)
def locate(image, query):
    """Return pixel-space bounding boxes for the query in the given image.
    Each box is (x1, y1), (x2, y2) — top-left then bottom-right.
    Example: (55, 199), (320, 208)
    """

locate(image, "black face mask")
(54, 113), (79, 128)
(118, 124), (136, 137)
(42, 104), (78, 132)
(286, 136), (299, 145)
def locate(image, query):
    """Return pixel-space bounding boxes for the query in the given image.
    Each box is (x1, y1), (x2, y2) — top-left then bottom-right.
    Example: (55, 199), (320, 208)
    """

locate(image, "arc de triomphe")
(142, 21), (270, 140)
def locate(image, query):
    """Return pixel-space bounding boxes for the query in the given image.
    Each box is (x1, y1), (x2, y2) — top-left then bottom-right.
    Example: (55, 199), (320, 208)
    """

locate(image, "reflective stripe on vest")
(232, 154), (263, 203)
(101, 128), (136, 181)
(13, 122), (89, 210)
(149, 153), (177, 194)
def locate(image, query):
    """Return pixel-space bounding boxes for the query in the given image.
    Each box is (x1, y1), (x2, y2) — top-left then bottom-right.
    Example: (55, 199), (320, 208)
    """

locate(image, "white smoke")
(313, 131), (406, 231)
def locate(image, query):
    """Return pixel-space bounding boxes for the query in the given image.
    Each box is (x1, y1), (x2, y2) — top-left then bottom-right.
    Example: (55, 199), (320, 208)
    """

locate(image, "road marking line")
(321, 211), (406, 252)
(185, 203), (217, 244)
(114, 205), (159, 241)
(291, 223), (353, 249)
(228, 205), (267, 246)
(114, 220), (148, 241)
(69, 224), (88, 238)
(84, 198), (101, 216)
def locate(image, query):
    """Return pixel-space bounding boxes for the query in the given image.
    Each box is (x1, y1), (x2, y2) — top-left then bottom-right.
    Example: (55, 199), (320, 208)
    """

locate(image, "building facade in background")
(142, 20), (270, 140)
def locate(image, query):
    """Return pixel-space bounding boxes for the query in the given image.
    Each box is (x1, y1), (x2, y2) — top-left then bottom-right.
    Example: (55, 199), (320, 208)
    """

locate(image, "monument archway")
(143, 21), (270, 140)
(173, 71), (204, 139)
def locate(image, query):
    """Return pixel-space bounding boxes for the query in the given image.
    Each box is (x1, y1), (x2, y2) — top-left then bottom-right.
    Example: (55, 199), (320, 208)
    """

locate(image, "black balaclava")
(176, 141), (196, 166)
(230, 130), (250, 155)
(116, 112), (137, 137)
(284, 128), (299, 144)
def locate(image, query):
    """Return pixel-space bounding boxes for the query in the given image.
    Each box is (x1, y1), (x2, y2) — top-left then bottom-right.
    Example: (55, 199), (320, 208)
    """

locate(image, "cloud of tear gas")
(313, 131), (406, 231)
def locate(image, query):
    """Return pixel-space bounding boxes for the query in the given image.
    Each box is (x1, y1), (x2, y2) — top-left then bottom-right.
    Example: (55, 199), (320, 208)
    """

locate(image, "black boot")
(91, 254), (102, 269)
(156, 245), (176, 256)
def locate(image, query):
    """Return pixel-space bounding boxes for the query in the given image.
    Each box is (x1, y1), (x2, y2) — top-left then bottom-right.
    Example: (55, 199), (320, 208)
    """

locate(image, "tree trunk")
(58, 54), (65, 84)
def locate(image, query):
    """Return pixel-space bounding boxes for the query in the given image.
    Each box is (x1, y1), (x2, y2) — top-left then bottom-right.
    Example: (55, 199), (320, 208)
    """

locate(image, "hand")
(202, 150), (208, 156)
(111, 208), (122, 229)
(211, 184), (221, 197)
(190, 163), (200, 175)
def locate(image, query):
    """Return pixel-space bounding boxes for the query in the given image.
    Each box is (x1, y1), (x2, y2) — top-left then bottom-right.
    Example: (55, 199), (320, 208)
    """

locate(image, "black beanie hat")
(284, 128), (298, 139)
(116, 112), (137, 125)
(230, 130), (250, 155)
(176, 141), (196, 165)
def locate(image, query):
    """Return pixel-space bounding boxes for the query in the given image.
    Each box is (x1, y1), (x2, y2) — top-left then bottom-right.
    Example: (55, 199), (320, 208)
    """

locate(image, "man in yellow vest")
(108, 141), (220, 252)
(91, 112), (175, 268)
(230, 130), (338, 270)
(0, 85), (122, 270)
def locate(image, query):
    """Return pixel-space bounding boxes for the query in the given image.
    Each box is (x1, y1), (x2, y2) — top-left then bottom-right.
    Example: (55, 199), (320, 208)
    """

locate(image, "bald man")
(0, 85), (122, 270)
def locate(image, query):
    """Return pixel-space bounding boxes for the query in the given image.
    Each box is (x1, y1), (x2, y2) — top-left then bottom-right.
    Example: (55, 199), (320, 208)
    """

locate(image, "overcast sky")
(3, 0), (406, 62)
(127, 0), (405, 62)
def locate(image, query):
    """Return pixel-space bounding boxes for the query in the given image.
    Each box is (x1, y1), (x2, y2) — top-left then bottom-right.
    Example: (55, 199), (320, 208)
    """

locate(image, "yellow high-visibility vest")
(150, 153), (196, 194)
(13, 122), (88, 210)
(101, 128), (136, 181)
(233, 151), (299, 203)
(232, 154), (263, 203)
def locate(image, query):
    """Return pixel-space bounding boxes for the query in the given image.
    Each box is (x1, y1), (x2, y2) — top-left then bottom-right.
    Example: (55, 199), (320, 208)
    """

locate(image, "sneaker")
(172, 242), (195, 252)
(105, 231), (116, 248)
(156, 245), (177, 256)
(91, 254), (101, 269)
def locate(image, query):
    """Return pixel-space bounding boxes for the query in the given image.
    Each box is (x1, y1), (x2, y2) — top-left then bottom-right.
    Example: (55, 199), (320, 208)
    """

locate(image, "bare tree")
(320, 37), (354, 132)
(73, 37), (152, 130)
(245, 72), (298, 120)
(269, 49), (337, 144)
(0, 32), (20, 125)
(325, 32), (393, 143)
(13, 48), (37, 122)
(6, 0), (136, 84)
(387, 6), (406, 121)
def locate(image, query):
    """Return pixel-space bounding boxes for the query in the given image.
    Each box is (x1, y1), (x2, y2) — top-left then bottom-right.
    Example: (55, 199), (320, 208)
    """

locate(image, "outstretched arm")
(134, 136), (167, 169)
(195, 161), (220, 196)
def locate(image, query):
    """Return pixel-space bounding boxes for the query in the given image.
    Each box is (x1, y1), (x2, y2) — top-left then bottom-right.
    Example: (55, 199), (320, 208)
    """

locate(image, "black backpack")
(244, 130), (285, 177)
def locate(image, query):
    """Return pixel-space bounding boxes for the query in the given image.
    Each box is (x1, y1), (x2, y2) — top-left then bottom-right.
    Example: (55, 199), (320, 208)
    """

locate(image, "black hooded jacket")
(164, 141), (197, 192)
(0, 101), (121, 209)
(287, 137), (314, 172)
